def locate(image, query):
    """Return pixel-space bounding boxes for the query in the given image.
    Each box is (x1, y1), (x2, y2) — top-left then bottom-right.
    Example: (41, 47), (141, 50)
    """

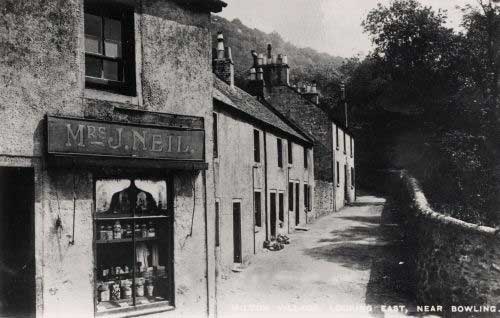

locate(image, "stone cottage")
(212, 34), (315, 275)
(246, 44), (356, 215)
(0, 0), (225, 317)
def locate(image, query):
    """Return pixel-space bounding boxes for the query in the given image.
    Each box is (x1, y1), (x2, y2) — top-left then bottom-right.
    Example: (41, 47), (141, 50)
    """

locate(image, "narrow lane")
(217, 196), (415, 318)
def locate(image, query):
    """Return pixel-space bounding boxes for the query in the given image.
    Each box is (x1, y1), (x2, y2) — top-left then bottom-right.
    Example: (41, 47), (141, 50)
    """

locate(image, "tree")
(362, 0), (463, 117)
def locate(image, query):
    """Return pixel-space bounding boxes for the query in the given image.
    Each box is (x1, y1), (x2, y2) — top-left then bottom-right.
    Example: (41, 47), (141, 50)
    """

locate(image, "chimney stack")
(301, 81), (320, 105)
(212, 32), (234, 87)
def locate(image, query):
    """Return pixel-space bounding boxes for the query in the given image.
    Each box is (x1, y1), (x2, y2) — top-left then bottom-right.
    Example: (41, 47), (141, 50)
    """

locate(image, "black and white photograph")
(0, 0), (499, 317)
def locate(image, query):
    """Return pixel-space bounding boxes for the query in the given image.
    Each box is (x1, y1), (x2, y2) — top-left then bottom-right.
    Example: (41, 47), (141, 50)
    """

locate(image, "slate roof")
(213, 76), (311, 144)
(173, 0), (227, 13)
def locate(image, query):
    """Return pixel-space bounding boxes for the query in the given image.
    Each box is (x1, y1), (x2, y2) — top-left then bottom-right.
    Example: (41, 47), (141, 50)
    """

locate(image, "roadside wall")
(392, 171), (500, 308)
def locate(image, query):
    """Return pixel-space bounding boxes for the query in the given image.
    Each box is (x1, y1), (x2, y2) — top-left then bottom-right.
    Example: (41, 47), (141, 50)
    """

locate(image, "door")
(232, 202), (242, 263)
(295, 183), (300, 226)
(270, 193), (276, 237)
(344, 164), (349, 203)
(0, 168), (35, 317)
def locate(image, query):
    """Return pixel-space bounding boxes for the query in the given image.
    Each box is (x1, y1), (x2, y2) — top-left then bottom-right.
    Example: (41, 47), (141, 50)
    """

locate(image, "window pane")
(85, 55), (102, 78)
(103, 60), (119, 81)
(84, 13), (102, 54)
(104, 18), (122, 58)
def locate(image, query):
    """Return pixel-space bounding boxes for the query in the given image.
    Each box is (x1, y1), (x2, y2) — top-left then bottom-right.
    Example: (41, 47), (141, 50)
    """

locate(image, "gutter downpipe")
(264, 131), (269, 241)
(252, 166), (257, 254)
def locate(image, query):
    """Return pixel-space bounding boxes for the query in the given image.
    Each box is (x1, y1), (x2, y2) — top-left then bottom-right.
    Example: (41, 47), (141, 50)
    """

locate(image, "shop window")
(215, 200), (220, 247)
(277, 138), (283, 168)
(287, 141), (293, 164)
(253, 129), (260, 163)
(335, 126), (339, 149)
(84, 2), (136, 96)
(254, 191), (262, 227)
(213, 113), (218, 158)
(94, 178), (173, 315)
(278, 193), (284, 222)
(304, 147), (308, 168)
(336, 162), (340, 187)
(288, 182), (293, 212)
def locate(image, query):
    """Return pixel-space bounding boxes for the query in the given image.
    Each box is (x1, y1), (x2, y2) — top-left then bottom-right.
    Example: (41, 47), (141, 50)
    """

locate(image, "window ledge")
(84, 88), (140, 106)
(96, 303), (174, 318)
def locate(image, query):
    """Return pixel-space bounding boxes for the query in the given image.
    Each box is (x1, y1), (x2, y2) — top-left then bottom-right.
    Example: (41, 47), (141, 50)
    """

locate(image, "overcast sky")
(218, 0), (477, 57)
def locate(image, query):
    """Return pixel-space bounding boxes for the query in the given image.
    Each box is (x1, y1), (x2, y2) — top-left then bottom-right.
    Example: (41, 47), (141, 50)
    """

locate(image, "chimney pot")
(257, 53), (264, 66)
(267, 43), (272, 58)
(225, 47), (232, 61)
(277, 54), (283, 65)
(216, 32), (225, 59)
(249, 68), (256, 80)
(257, 68), (264, 80)
(282, 55), (288, 64)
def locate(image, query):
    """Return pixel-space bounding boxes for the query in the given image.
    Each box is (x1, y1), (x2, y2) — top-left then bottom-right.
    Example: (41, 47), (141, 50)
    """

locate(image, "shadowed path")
(218, 196), (419, 318)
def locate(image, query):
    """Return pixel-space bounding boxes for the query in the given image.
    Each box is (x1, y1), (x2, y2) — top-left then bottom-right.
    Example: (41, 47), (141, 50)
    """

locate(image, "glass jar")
(121, 280), (132, 299)
(134, 224), (141, 237)
(99, 225), (107, 240)
(124, 224), (132, 238)
(148, 222), (155, 238)
(98, 284), (110, 302)
(113, 221), (122, 239)
(110, 283), (121, 301)
(141, 224), (147, 238)
(135, 280), (144, 297)
(145, 281), (154, 297)
(106, 226), (113, 241)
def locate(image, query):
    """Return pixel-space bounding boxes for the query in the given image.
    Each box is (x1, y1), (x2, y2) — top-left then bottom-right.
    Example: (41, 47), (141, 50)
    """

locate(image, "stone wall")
(392, 171), (500, 310)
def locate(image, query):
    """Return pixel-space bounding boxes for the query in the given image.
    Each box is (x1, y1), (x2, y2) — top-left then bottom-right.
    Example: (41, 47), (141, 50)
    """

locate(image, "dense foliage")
(345, 0), (500, 226)
(211, 1), (499, 225)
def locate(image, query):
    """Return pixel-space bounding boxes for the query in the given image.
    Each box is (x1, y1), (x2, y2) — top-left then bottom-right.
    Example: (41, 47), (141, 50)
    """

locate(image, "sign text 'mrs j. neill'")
(47, 116), (204, 161)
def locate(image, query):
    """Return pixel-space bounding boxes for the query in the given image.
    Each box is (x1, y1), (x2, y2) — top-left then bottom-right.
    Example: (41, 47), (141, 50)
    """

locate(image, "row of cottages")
(210, 34), (356, 273)
(211, 34), (315, 272)
(0, 0), (227, 317)
(245, 43), (356, 214)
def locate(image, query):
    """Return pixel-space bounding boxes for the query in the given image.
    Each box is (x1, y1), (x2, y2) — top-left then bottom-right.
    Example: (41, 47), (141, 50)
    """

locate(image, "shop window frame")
(84, 1), (136, 96)
(92, 170), (175, 317)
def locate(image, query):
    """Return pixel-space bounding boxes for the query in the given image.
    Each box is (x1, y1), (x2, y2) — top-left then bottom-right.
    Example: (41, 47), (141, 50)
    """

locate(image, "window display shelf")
(96, 237), (157, 244)
(95, 214), (170, 221)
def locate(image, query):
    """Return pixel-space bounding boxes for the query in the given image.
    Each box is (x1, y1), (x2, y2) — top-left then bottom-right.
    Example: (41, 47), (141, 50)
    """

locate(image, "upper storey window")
(84, 2), (136, 95)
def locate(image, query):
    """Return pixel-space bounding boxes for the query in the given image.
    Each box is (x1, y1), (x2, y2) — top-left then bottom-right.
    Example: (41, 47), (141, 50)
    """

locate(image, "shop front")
(37, 113), (210, 317)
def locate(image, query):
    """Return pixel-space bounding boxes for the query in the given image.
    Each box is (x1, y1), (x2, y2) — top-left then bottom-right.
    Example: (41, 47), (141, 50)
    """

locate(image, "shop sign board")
(47, 116), (204, 161)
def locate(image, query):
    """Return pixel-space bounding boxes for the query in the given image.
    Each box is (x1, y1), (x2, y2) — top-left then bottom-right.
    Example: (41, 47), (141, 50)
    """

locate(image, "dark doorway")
(0, 167), (36, 318)
(270, 193), (276, 237)
(295, 183), (300, 226)
(232, 202), (242, 263)
(344, 164), (349, 203)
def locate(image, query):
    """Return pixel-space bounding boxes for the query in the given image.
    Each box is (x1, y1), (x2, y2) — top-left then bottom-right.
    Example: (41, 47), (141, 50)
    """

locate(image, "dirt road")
(217, 196), (417, 318)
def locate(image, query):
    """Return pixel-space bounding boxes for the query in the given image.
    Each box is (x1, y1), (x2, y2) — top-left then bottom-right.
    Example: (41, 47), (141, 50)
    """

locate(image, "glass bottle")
(134, 224), (141, 237)
(99, 225), (107, 240)
(148, 222), (155, 238)
(113, 221), (122, 239)
(141, 224), (147, 238)
(98, 284), (110, 302)
(106, 226), (113, 241)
